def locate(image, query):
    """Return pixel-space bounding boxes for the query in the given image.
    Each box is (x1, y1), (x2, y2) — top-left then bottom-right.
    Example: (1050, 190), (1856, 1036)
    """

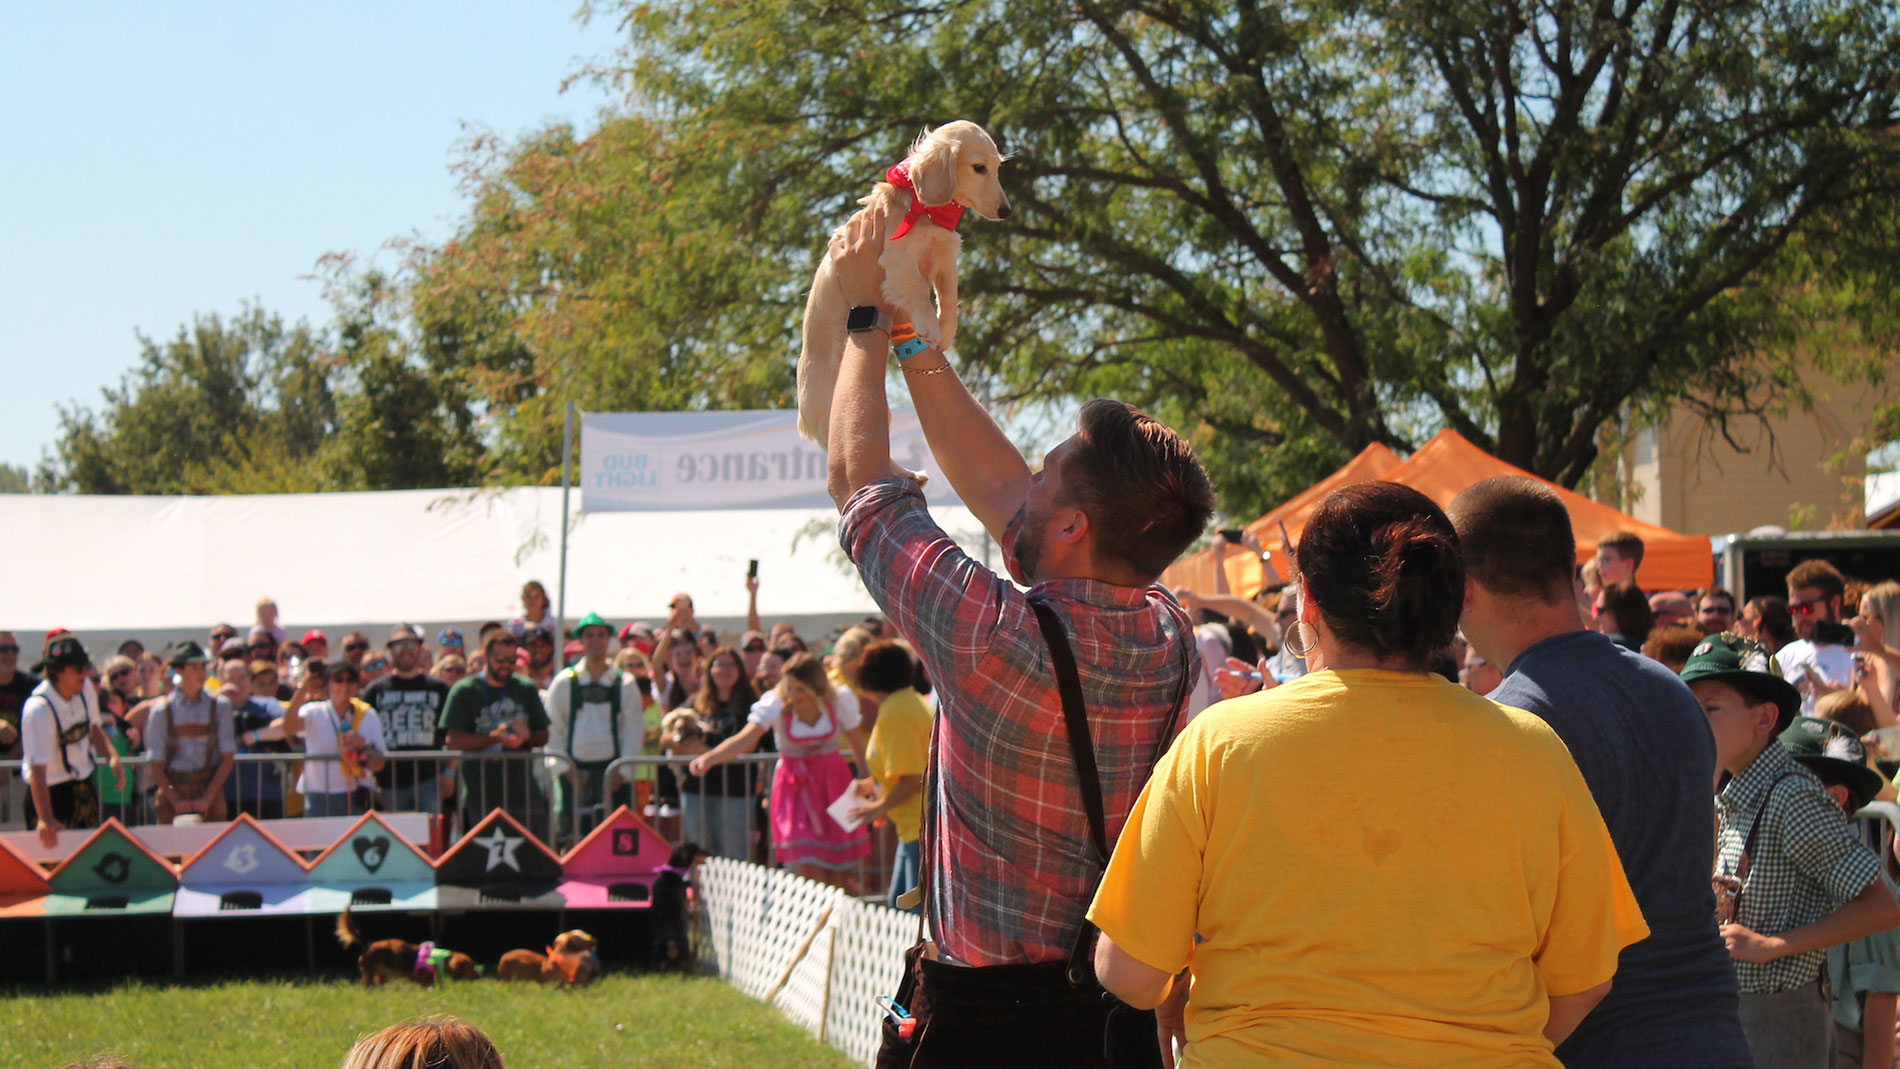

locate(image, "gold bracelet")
(901, 362), (953, 376)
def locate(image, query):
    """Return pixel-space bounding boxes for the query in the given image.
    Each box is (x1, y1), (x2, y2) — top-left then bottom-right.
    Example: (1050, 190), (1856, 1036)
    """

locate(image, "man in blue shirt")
(1450, 476), (1751, 1068)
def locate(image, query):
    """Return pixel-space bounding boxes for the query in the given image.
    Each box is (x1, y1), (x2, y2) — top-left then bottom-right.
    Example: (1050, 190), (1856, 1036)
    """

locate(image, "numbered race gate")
(44, 819), (177, 916)
(557, 806), (673, 910)
(173, 814), (312, 916)
(434, 808), (565, 910)
(305, 810), (438, 914)
(0, 836), (50, 918)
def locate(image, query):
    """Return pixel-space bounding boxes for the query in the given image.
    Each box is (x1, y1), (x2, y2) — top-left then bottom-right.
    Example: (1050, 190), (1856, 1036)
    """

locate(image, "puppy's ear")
(909, 127), (958, 207)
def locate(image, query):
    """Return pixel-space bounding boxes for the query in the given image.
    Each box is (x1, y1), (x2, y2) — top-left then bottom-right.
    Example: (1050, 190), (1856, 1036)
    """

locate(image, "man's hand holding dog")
(829, 203), (892, 312)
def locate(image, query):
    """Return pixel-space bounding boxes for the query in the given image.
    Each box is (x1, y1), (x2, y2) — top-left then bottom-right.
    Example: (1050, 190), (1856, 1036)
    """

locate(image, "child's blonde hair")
(1817, 690), (1878, 738)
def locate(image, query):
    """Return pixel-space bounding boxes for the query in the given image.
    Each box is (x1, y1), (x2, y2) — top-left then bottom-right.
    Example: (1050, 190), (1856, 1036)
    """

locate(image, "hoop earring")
(1283, 620), (1318, 661)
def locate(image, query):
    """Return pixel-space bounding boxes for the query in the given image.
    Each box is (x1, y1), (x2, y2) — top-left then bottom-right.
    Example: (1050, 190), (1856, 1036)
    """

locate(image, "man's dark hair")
(1747, 596), (1797, 648)
(1786, 558), (1846, 602)
(855, 640), (917, 694)
(1059, 399), (1215, 583)
(1598, 581), (1654, 642)
(1447, 477), (1576, 604)
(1298, 482), (1464, 666)
(1597, 531), (1645, 567)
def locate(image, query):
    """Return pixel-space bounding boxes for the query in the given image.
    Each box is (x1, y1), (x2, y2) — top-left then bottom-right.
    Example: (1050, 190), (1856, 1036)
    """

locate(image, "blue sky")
(0, 2), (624, 474)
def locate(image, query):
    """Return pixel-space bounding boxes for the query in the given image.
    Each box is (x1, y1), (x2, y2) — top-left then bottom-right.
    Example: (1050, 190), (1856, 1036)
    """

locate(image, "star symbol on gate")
(474, 827), (523, 873)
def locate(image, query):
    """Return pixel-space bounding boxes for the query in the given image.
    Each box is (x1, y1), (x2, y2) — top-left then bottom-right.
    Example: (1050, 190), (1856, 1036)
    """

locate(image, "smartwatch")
(846, 306), (891, 334)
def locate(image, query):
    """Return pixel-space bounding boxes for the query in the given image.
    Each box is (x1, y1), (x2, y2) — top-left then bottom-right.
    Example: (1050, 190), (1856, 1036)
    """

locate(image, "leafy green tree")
(36, 307), (337, 494)
(0, 463), (28, 494)
(526, 0), (1900, 510)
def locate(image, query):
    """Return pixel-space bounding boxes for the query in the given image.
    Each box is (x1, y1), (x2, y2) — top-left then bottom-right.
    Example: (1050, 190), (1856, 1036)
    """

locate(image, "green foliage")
(0, 974), (852, 1068)
(35, 296), (484, 495)
(506, 0), (1900, 509)
(0, 463), (27, 494)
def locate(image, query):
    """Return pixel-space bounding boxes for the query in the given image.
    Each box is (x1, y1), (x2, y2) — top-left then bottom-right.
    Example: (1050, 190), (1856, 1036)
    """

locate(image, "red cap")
(301, 629), (329, 646)
(45, 628), (73, 647)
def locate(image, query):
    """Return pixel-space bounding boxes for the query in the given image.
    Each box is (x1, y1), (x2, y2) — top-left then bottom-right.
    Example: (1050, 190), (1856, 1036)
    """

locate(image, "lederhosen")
(156, 692), (227, 822)
(556, 668), (630, 830)
(24, 689), (100, 831)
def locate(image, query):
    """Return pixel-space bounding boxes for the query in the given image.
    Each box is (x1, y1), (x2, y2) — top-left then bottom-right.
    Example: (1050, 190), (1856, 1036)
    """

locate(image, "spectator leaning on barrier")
(1449, 476), (1752, 1068)
(823, 204), (1213, 1067)
(220, 648), (285, 820)
(285, 659), (385, 818)
(21, 633), (122, 847)
(1688, 634), (1900, 1063)
(544, 614), (642, 832)
(361, 625), (450, 814)
(441, 629), (549, 838)
(145, 641), (234, 825)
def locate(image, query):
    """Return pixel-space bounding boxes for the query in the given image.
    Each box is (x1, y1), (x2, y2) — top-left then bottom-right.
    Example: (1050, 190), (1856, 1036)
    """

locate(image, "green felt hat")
(1780, 716), (1885, 811)
(1679, 633), (1800, 735)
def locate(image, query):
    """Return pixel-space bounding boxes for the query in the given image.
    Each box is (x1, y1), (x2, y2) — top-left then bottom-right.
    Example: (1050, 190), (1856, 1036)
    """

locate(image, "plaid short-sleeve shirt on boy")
(840, 477), (1198, 967)
(1717, 740), (1883, 993)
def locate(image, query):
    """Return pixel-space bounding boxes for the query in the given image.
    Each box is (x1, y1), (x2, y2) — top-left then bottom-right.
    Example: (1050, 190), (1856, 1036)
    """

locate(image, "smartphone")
(747, 558), (759, 579)
(1219, 528), (1243, 545)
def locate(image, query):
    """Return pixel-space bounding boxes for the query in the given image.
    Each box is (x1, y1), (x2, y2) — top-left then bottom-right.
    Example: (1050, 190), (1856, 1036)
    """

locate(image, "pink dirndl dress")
(769, 701), (869, 871)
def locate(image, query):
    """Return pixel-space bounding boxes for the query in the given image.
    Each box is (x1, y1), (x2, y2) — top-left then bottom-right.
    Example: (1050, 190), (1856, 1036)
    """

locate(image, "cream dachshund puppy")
(798, 121), (1010, 475)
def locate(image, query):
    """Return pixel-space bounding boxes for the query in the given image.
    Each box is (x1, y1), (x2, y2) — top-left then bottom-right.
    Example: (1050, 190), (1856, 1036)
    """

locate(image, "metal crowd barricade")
(88, 749), (580, 850)
(601, 752), (898, 901)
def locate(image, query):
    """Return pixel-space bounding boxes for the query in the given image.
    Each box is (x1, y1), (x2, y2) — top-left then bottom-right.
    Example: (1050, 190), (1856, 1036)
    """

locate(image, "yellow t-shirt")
(864, 687), (932, 842)
(1087, 669), (1647, 1068)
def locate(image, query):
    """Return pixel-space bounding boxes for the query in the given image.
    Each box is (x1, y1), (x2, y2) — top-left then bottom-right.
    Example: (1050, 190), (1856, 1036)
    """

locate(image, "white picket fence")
(695, 857), (918, 1066)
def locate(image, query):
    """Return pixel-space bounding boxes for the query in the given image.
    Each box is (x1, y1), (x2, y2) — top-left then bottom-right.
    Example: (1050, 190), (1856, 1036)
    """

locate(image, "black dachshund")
(651, 842), (712, 973)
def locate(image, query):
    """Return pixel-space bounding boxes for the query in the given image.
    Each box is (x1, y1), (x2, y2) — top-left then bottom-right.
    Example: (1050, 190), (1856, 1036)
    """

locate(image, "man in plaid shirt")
(823, 205), (1215, 1066)
(1685, 634), (1900, 1065)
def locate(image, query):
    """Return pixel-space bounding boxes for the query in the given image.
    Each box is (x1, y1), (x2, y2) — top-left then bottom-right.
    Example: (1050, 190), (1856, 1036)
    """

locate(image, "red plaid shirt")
(840, 478), (1198, 966)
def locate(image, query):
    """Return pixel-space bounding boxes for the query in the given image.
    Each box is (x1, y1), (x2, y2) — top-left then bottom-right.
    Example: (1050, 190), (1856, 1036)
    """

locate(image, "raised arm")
(820, 204), (1029, 535)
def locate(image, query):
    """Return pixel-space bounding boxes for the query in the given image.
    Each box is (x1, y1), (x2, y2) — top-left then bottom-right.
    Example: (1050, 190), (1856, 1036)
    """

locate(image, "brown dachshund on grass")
(497, 929), (600, 985)
(335, 909), (480, 986)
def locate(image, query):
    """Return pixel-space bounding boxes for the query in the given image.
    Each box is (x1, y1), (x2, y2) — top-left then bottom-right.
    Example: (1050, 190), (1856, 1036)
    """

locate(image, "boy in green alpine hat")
(545, 613), (644, 838)
(1686, 633), (1900, 1065)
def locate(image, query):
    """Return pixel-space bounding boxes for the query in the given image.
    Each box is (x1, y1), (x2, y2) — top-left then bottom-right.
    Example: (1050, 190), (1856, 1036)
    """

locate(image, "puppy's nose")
(997, 201), (1013, 219)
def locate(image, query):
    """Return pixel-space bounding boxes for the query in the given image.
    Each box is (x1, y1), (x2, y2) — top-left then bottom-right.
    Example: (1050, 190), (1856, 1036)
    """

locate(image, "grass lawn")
(0, 974), (855, 1069)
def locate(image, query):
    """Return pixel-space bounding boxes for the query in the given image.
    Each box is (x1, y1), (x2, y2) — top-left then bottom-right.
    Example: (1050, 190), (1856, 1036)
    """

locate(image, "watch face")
(846, 306), (880, 331)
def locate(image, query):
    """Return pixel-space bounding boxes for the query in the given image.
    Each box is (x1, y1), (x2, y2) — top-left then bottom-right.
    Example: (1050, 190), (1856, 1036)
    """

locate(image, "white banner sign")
(580, 409), (958, 511)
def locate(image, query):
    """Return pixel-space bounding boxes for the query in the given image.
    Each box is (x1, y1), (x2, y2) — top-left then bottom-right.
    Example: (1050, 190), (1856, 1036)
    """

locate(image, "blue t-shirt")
(1492, 630), (1751, 1068)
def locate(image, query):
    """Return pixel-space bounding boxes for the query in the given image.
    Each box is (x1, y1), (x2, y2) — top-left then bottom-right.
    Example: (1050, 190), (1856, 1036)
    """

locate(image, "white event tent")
(6, 486), (991, 652)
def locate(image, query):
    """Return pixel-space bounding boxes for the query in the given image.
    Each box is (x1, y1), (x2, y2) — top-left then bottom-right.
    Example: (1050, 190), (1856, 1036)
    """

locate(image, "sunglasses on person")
(744, 641), (767, 652)
(1791, 597), (1828, 616)
(343, 641), (369, 652)
(109, 668), (132, 682)
(363, 658), (390, 672)
(0, 645), (18, 654)
(211, 630), (237, 642)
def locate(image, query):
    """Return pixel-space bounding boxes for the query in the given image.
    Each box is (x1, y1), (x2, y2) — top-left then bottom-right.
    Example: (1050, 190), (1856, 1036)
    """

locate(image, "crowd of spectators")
(0, 580), (935, 905)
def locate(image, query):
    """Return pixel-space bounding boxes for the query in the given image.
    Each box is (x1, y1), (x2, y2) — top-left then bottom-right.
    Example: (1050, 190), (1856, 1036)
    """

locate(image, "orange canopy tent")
(1163, 430), (1713, 597)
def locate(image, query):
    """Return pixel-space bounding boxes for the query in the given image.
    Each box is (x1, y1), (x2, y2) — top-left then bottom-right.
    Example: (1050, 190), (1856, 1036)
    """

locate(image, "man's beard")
(1015, 522), (1045, 583)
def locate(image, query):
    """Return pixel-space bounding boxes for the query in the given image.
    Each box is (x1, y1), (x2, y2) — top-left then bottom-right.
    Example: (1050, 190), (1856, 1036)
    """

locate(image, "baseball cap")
(387, 624), (423, 646)
(563, 639), (584, 660)
(522, 624), (555, 643)
(1780, 716), (1884, 811)
(438, 627), (464, 646)
(1679, 633), (1801, 735)
(301, 629), (330, 647)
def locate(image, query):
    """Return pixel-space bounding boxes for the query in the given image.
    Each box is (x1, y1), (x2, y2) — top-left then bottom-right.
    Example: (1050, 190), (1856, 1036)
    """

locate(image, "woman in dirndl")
(689, 652), (870, 892)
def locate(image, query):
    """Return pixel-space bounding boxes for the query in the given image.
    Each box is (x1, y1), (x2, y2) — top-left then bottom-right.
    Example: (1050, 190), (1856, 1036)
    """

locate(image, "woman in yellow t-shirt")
(846, 640), (932, 910)
(1088, 482), (1648, 1068)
